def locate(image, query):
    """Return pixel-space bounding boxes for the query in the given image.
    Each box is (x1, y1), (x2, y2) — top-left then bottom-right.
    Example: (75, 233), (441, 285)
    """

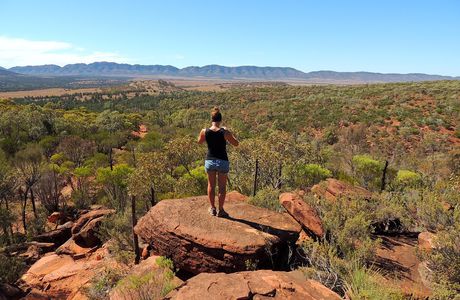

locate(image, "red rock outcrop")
(418, 231), (437, 252)
(134, 196), (301, 274)
(47, 212), (63, 224)
(279, 192), (325, 238)
(225, 190), (249, 202)
(374, 235), (431, 298)
(71, 209), (115, 247)
(311, 178), (372, 201)
(20, 246), (111, 300)
(165, 270), (341, 300)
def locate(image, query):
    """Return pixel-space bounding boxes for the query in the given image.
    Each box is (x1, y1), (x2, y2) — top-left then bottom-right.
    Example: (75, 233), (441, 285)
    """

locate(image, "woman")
(198, 107), (239, 217)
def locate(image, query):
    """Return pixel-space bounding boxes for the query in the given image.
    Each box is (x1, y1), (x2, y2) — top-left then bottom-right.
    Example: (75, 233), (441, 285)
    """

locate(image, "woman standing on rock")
(198, 107), (239, 217)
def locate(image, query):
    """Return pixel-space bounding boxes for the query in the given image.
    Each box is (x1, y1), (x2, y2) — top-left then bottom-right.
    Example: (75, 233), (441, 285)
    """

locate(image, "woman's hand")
(197, 128), (206, 144)
(224, 129), (239, 146)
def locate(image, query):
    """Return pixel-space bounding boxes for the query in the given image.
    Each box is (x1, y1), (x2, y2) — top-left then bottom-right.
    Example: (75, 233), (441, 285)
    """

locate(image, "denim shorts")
(205, 159), (230, 174)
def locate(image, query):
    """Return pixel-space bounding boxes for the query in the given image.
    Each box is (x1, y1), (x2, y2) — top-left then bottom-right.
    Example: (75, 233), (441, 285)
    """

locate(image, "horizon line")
(5, 61), (459, 77)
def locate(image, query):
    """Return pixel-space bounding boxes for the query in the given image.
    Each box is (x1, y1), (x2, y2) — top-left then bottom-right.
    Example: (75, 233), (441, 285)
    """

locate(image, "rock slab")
(134, 196), (301, 274)
(279, 192), (324, 238)
(311, 178), (372, 201)
(165, 270), (341, 300)
(418, 231), (437, 252)
(21, 247), (110, 300)
(71, 209), (115, 247)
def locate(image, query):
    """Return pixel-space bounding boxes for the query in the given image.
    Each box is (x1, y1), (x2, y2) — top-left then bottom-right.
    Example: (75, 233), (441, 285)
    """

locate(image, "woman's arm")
(197, 129), (206, 144)
(224, 129), (239, 146)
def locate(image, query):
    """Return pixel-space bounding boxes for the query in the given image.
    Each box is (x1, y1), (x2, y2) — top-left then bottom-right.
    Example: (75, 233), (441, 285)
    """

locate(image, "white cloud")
(0, 36), (130, 68)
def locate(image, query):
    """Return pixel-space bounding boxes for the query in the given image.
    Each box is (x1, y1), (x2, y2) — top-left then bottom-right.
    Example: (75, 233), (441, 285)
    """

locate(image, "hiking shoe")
(217, 209), (229, 218)
(209, 207), (217, 216)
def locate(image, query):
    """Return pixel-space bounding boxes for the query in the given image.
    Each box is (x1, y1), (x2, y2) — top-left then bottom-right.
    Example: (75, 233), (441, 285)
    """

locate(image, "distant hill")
(0, 67), (19, 76)
(6, 62), (460, 83)
(0, 66), (126, 92)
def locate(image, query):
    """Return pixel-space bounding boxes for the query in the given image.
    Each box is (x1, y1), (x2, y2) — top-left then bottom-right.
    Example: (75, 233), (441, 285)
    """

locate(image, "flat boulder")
(279, 192), (324, 238)
(56, 238), (96, 258)
(134, 196), (301, 274)
(165, 270), (341, 300)
(373, 235), (431, 298)
(418, 231), (437, 252)
(311, 178), (372, 201)
(21, 247), (111, 299)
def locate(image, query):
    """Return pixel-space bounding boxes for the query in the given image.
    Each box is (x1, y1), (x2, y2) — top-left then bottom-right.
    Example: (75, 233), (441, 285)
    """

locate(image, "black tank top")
(205, 128), (228, 161)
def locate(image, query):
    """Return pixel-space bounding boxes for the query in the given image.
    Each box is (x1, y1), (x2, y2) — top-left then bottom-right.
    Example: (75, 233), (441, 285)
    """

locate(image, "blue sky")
(1, 0), (459, 75)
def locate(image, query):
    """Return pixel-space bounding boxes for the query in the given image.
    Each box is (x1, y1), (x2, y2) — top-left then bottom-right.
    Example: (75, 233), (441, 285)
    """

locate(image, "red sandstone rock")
(418, 231), (437, 252)
(225, 190), (249, 202)
(311, 178), (372, 201)
(21, 248), (110, 299)
(56, 238), (93, 257)
(296, 230), (313, 246)
(165, 270), (341, 300)
(47, 212), (62, 224)
(374, 235), (431, 298)
(279, 192), (324, 238)
(71, 209), (115, 247)
(71, 209), (114, 235)
(134, 196), (301, 274)
(141, 246), (150, 259)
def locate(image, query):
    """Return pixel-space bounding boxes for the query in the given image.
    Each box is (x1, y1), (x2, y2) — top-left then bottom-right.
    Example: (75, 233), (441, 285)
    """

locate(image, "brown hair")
(211, 106), (222, 122)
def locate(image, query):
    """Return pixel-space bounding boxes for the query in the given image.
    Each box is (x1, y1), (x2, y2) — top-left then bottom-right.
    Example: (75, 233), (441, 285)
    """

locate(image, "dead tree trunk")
(253, 159), (259, 197)
(131, 195), (140, 264)
(30, 187), (37, 218)
(380, 160), (389, 192)
(150, 186), (155, 207)
(21, 187), (29, 233)
(109, 148), (113, 171)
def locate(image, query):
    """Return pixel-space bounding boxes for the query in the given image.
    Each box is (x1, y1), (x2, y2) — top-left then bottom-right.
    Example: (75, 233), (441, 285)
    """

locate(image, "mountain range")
(4, 62), (460, 83)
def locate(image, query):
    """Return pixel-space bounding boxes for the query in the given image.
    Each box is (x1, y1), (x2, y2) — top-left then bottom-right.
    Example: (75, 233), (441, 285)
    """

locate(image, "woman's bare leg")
(217, 172), (227, 210)
(207, 171), (217, 208)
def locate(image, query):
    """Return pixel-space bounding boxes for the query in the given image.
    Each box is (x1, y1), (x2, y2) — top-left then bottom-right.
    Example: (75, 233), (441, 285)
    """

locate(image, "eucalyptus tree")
(14, 144), (43, 232)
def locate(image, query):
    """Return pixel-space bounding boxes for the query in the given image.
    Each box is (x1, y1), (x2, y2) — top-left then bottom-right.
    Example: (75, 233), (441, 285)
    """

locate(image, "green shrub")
(299, 240), (347, 294)
(352, 155), (385, 190)
(0, 206), (15, 246)
(97, 211), (134, 264)
(289, 163), (332, 189)
(174, 165), (207, 197)
(26, 207), (48, 240)
(115, 257), (178, 300)
(395, 169), (422, 188)
(345, 262), (405, 299)
(323, 128), (339, 145)
(96, 164), (133, 211)
(416, 191), (454, 231)
(156, 256), (174, 270)
(0, 254), (26, 284)
(427, 227), (460, 298)
(248, 187), (283, 212)
(303, 194), (380, 262)
(71, 189), (91, 209)
(84, 267), (124, 300)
